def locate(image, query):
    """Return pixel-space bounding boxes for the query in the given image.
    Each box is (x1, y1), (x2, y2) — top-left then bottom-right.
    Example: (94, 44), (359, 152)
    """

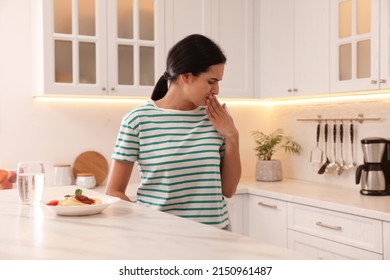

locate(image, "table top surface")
(0, 186), (306, 260)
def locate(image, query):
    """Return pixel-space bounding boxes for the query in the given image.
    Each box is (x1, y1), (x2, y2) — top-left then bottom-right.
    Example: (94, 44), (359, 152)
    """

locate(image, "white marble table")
(0, 186), (306, 260)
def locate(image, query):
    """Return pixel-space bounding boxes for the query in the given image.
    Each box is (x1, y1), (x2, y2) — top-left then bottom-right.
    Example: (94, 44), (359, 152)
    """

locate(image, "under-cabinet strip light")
(33, 95), (262, 105)
(262, 91), (390, 106)
(34, 90), (390, 105)
(33, 95), (149, 104)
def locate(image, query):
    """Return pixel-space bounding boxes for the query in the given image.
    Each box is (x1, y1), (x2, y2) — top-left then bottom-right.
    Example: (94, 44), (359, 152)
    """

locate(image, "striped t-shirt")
(112, 100), (229, 228)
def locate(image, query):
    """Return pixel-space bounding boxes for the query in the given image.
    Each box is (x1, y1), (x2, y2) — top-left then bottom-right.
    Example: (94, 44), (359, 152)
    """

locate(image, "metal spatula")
(318, 123), (330, 174)
(310, 122), (323, 164)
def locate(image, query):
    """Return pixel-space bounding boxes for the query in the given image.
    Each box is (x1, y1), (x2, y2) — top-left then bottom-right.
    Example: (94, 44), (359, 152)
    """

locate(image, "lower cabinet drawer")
(287, 203), (382, 254)
(288, 230), (382, 260)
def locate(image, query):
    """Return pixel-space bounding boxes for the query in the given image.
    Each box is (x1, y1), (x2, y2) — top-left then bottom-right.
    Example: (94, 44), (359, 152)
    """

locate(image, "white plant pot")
(256, 159), (283, 182)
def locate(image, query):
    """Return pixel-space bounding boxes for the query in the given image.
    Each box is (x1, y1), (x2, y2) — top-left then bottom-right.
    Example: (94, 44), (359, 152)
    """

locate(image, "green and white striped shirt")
(112, 100), (229, 228)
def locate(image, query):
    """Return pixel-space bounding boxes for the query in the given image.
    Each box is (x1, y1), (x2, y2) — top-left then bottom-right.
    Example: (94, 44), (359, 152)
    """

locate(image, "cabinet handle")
(111, 87), (116, 91)
(315, 221), (342, 231)
(102, 87), (106, 91)
(371, 80), (378, 84)
(257, 202), (277, 209)
(287, 89), (292, 93)
(379, 79), (386, 83)
(293, 88), (298, 92)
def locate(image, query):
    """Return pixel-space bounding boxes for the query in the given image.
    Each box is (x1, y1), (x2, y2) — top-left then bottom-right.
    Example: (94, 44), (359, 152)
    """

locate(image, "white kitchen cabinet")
(330, 0), (390, 92)
(165, 0), (254, 99)
(287, 202), (383, 259)
(248, 195), (287, 248)
(288, 230), (382, 259)
(257, 0), (329, 98)
(384, 221), (390, 259)
(226, 194), (248, 235)
(33, 0), (165, 96)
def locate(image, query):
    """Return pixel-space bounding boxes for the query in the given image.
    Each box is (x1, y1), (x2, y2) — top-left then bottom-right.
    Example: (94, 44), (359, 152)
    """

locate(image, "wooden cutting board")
(73, 151), (109, 186)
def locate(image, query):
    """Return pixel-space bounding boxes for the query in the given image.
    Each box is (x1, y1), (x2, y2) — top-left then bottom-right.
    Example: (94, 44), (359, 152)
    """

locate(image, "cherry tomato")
(46, 200), (59, 206)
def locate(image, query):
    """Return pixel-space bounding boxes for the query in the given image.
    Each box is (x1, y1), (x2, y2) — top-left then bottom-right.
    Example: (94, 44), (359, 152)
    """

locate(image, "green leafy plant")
(252, 129), (301, 160)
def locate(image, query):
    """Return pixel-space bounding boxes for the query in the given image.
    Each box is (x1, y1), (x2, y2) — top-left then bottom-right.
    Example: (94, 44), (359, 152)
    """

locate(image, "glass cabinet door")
(108, 0), (163, 96)
(330, 0), (380, 92)
(41, 0), (164, 96)
(46, 0), (106, 95)
(338, 0), (371, 81)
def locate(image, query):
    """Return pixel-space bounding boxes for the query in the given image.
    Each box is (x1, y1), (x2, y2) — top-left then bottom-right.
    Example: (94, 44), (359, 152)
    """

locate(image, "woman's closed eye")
(208, 78), (219, 85)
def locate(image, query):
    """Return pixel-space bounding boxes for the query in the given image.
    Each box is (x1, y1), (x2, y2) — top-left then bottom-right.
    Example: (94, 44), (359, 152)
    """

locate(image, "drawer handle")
(316, 221), (342, 231)
(257, 202), (277, 209)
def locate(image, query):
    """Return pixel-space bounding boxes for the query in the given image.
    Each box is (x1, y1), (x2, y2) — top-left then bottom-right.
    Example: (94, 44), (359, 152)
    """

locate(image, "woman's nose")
(211, 83), (219, 95)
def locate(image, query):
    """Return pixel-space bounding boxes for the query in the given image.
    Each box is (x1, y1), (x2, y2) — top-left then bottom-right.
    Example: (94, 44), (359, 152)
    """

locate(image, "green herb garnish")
(75, 189), (83, 196)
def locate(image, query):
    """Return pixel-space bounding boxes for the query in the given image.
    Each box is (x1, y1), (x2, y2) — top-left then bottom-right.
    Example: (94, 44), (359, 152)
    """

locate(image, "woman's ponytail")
(151, 75), (168, 101)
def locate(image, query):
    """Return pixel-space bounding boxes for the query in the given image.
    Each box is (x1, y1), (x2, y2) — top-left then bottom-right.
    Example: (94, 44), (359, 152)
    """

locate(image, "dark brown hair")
(151, 34), (227, 101)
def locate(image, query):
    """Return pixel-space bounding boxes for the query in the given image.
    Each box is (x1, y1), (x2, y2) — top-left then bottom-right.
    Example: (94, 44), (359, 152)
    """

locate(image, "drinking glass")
(17, 161), (45, 205)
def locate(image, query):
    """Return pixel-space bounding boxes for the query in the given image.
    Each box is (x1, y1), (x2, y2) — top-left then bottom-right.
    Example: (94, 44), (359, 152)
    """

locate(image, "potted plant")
(252, 129), (301, 181)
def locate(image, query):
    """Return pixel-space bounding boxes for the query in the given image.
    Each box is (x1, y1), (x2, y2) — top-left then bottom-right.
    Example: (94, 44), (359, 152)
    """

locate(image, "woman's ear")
(179, 73), (193, 84)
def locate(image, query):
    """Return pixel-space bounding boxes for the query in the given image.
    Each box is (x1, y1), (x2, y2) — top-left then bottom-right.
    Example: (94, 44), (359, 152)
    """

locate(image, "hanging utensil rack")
(296, 114), (380, 123)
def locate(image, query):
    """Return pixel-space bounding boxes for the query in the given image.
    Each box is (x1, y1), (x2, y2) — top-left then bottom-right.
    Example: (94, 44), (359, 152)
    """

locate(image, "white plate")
(43, 195), (121, 216)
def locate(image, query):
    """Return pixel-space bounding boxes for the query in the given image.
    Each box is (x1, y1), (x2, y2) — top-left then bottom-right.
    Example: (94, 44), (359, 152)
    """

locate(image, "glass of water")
(17, 161), (45, 205)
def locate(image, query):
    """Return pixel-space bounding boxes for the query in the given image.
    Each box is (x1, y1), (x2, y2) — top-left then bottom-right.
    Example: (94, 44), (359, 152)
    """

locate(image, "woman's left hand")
(206, 94), (238, 139)
(206, 94), (241, 198)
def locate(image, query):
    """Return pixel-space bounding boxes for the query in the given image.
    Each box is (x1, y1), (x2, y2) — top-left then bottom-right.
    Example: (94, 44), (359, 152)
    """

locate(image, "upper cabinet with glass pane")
(33, 0), (165, 96)
(330, 0), (390, 92)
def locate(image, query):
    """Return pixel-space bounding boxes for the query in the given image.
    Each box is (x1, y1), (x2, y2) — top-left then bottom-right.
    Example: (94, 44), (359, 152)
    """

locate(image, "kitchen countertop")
(0, 186), (307, 260)
(235, 178), (390, 222)
(96, 178), (390, 222)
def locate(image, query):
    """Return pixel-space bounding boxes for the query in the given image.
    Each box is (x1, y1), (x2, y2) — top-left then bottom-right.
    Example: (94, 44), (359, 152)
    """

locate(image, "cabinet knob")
(379, 79), (386, 84)
(111, 87), (116, 91)
(371, 80), (378, 84)
(102, 87), (106, 91)
(288, 89), (292, 93)
(293, 88), (298, 92)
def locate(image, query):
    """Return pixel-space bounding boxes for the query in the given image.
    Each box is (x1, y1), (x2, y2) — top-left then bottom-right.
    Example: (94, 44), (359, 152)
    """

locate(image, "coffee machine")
(356, 137), (390, 195)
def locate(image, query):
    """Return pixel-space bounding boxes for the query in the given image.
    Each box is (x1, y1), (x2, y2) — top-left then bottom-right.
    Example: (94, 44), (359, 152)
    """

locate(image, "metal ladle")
(337, 122), (348, 175)
(346, 122), (357, 169)
(326, 122), (341, 174)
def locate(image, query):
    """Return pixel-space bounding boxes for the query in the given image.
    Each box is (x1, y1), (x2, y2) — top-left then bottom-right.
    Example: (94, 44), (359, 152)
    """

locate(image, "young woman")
(105, 34), (241, 229)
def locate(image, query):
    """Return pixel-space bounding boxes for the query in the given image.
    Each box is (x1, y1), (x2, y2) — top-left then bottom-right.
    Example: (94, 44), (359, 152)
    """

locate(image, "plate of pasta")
(43, 188), (120, 216)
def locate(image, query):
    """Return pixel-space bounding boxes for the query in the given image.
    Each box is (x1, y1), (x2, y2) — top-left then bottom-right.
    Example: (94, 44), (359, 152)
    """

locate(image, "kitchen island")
(0, 186), (306, 260)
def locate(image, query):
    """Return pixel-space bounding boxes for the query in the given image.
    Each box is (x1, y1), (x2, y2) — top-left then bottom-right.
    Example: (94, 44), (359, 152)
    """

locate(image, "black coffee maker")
(355, 137), (390, 195)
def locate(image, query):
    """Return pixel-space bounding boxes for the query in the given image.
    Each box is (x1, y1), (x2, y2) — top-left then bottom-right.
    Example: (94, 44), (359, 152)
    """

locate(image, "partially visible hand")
(206, 95), (238, 140)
